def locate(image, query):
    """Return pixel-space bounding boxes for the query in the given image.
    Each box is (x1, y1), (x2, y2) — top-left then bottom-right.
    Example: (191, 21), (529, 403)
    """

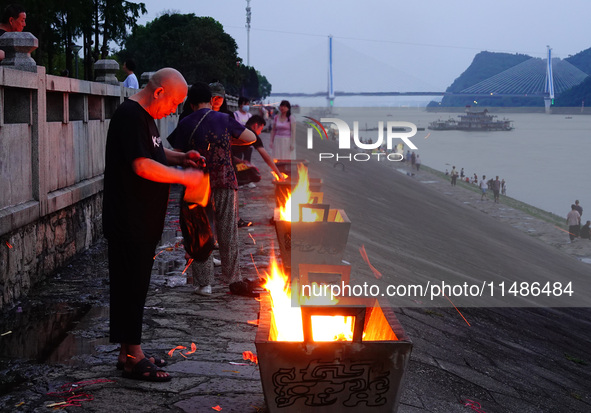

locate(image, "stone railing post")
(140, 71), (155, 88)
(0, 31), (39, 72)
(94, 59), (119, 85)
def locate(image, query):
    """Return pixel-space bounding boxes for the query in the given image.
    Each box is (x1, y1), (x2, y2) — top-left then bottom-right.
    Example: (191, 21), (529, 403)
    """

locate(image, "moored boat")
(429, 108), (513, 131)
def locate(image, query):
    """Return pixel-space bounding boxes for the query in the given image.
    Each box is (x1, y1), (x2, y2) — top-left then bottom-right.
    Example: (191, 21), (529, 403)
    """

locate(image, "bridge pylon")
(544, 45), (554, 114)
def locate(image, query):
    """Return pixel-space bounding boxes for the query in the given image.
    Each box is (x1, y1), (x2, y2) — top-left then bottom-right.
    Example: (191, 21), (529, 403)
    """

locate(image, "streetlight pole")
(245, 0), (251, 66)
(71, 43), (82, 79)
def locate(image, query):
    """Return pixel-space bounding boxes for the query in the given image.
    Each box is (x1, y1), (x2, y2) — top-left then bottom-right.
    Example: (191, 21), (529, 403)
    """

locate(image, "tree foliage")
(565, 47), (591, 76)
(238, 65), (272, 100)
(1, 0), (146, 77)
(554, 75), (591, 107)
(120, 14), (240, 88)
(119, 13), (272, 99)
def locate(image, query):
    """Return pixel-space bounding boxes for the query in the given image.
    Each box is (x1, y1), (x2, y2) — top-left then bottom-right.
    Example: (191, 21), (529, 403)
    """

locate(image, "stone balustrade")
(0, 32), (184, 308)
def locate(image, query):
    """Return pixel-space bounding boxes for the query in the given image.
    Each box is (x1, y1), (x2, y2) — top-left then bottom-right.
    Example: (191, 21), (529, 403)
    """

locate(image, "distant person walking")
(450, 166), (457, 186)
(122, 59), (139, 89)
(492, 176), (501, 203)
(574, 200), (583, 217)
(573, 199), (583, 235)
(415, 155), (421, 171)
(479, 175), (488, 200)
(566, 204), (581, 242)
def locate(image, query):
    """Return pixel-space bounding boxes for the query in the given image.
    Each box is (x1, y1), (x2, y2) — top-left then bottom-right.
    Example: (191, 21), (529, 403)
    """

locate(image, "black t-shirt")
(252, 134), (263, 149)
(103, 99), (170, 242)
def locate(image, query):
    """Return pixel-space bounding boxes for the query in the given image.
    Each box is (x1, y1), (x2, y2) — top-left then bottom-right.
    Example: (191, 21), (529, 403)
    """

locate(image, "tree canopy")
(119, 13), (271, 100)
(2, 0), (146, 78)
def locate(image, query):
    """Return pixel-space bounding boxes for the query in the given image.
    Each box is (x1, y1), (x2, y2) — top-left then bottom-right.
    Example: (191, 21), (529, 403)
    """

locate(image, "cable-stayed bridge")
(273, 47), (588, 101)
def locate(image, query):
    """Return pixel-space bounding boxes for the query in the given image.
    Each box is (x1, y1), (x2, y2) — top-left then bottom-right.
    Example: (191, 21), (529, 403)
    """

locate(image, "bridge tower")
(544, 45), (554, 114)
(327, 35), (335, 107)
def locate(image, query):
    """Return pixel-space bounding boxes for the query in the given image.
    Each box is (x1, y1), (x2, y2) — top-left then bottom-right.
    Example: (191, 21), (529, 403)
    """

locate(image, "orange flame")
(262, 254), (355, 342)
(271, 171), (289, 181)
(278, 164), (322, 222)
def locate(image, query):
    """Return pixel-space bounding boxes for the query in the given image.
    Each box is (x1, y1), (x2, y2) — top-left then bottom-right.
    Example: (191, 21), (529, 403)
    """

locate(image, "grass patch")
(570, 392), (582, 401)
(564, 353), (588, 365)
(424, 309), (444, 317)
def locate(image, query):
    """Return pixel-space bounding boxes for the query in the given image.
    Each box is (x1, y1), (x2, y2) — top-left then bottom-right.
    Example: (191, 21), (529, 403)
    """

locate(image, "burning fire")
(262, 254), (355, 342)
(278, 164), (323, 222)
(271, 171), (289, 181)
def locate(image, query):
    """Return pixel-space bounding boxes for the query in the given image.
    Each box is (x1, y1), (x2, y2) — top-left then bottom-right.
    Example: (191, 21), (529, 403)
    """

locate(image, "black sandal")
(116, 354), (167, 370)
(229, 280), (261, 297)
(122, 358), (171, 382)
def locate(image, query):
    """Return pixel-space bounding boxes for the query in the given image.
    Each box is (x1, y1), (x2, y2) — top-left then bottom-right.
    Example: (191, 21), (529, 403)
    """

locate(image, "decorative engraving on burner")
(272, 359), (389, 407)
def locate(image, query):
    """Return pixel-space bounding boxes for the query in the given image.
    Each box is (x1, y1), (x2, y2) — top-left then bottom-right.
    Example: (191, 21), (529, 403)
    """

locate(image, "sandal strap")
(132, 357), (163, 376)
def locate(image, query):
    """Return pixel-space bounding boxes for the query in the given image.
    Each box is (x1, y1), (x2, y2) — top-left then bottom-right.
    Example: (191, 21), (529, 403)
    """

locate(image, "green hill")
(446, 51), (531, 92)
(554, 76), (591, 107)
(429, 48), (591, 108)
(565, 48), (591, 75)
(429, 51), (533, 108)
(555, 48), (591, 107)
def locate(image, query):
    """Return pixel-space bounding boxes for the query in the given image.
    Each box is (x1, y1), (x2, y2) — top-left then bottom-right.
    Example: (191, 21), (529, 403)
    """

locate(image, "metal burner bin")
(273, 204), (351, 274)
(255, 293), (413, 413)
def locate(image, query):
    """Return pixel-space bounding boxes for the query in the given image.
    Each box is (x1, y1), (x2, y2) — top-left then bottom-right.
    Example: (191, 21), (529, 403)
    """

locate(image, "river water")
(271, 95), (590, 218)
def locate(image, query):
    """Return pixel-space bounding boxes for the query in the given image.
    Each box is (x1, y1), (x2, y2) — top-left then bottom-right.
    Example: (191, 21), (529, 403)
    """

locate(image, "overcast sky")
(133, 0), (591, 94)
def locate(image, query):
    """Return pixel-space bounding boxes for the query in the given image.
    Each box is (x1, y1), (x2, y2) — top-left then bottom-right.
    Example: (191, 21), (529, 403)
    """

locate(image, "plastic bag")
(235, 160), (261, 186)
(180, 194), (215, 262)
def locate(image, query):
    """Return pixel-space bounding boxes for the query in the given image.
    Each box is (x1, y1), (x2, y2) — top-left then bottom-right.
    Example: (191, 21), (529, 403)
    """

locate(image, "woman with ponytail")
(270, 100), (296, 160)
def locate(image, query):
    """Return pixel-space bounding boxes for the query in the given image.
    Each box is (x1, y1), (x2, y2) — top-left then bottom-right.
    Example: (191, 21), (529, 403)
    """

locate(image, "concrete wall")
(0, 65), (183, 309)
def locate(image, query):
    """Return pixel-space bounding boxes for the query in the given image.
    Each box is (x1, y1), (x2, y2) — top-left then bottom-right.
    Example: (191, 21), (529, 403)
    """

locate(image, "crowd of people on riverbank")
(445, 167), (507, 196)
(443, 165), (507, 203)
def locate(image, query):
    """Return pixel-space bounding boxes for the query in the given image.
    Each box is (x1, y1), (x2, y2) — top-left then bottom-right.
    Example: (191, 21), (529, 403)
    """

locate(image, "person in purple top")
(169, 82), (258, 297)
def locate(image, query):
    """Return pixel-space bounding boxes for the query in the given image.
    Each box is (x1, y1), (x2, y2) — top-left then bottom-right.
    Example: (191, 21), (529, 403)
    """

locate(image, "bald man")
(103, 68), (203, 382)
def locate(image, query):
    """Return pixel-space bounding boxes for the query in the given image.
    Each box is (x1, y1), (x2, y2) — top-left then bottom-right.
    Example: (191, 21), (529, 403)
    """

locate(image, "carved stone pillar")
(0, 31), (38, 72)
(93, 59), (120, 85)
